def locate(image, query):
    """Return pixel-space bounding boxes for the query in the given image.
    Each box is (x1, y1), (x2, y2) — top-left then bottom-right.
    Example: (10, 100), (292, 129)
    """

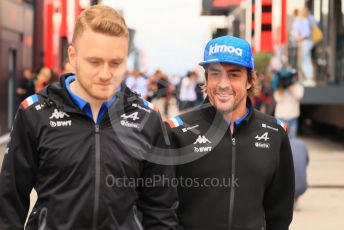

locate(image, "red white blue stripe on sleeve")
(167, 116), (184, 128)
(276, 118), (288, 132)
(21, 94), (39, 109)
(143, 100), (159, 112)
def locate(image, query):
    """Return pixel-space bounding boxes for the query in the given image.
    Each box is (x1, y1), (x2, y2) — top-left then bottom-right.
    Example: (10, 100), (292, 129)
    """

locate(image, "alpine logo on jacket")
(120, 111), (142, 129)
(121, 112), (140, 121)
(255, 132), (269, 141)
(49, 109), (72, 127)
(193, 135), (212, 153)
(254, 132), (270, 149)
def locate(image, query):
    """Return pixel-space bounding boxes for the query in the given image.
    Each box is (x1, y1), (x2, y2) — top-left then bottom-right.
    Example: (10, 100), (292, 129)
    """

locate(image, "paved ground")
(290, 136), (344, 230)
(1, 134), (344, 229)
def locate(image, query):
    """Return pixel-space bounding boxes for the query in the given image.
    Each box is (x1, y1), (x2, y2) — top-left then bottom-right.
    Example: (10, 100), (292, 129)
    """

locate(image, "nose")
(99, 64), (112, 81)
(217, 74), (231, 89)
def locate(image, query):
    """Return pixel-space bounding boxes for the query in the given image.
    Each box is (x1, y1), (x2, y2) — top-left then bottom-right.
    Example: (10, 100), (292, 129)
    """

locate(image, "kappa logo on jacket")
(193, 135), (212, 153)
(49, 109), (70, 119)
(193, 135), (211, 144)
(49, 109), (72, 127)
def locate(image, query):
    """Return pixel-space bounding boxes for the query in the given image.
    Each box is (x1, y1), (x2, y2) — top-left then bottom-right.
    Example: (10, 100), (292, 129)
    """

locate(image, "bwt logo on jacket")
(209, 44), (243, 57)
(193, 135), (212, 153)
(49, 109), (72, 127)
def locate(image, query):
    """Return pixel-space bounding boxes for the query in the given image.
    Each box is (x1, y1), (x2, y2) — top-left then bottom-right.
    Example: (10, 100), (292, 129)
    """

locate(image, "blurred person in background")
(290, 9), (300, 70)
(290, 137), (309, 211)
(273, 69), (304, 138)
(178, 71), (198, 111)
(35, 67), (52, 92)
(167, 74), (182, 117)
(16, 67), (35, 103)
(292, 6), (318, 86)
(148, 70), (171, 117)
(125, 69), (148, 99)
(195, 75), (205, 106)
(291, 9), (300, 45)
(253, 72), (275, 116)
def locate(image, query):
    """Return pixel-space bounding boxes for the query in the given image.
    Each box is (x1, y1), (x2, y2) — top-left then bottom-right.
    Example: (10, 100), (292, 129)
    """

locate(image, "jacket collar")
(200, 96), (254, 125)
(64, 75), (119, 112)
(37, 74), (139, 114)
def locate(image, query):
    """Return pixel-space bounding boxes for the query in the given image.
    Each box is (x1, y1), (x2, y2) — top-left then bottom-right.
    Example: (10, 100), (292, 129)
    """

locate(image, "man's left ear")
(68, 45), (76, 68)
(246, 81), (252, 90)
(246, 70), (257, 90)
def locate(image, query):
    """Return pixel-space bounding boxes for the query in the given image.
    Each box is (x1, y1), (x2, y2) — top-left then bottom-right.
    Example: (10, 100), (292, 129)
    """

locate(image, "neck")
(70, 80), (103, 121)
(223, 101), (248, 133)
(223, 106), (247, 123)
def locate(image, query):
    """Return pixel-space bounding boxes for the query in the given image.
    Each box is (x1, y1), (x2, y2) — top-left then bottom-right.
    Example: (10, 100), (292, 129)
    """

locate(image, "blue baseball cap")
(199, 35), (254, 69)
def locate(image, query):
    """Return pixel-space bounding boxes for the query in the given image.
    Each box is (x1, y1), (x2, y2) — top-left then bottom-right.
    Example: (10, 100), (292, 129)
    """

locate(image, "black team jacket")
(0, 74), (178, 230)
(167, 98), (294, 230)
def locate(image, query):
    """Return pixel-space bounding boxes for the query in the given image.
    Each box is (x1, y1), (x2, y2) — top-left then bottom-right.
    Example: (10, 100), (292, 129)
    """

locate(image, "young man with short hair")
(0, 5), (178, 229)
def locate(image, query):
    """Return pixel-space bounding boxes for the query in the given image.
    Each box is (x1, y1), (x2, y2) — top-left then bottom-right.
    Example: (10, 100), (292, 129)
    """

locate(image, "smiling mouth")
(216, 93), (234, 99)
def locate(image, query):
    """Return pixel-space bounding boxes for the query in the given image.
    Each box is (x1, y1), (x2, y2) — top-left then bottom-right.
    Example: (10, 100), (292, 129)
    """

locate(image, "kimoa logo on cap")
(209, 43), (243, 57)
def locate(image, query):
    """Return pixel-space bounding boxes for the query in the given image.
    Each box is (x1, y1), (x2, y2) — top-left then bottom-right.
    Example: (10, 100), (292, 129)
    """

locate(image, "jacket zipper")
(228, 136), (237, 230)
(92, 124), (101, 230)
(133, 205), (144, 230)
(38, 207), (48, 230)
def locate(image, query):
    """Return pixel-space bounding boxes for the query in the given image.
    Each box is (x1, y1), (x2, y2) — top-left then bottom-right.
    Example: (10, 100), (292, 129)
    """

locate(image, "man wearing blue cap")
(167, 35), (294, 230)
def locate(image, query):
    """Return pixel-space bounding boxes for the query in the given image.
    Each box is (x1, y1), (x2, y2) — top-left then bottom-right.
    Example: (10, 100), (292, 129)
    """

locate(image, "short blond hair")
(72, 5), (128, 45)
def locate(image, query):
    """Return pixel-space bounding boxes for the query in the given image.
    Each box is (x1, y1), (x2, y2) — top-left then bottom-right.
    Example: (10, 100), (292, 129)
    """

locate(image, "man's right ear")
(68, 45), (76, 68)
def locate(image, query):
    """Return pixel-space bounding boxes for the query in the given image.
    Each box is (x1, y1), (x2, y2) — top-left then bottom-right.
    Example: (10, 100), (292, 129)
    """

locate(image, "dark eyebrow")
(208, 66), (221, 72)
(227, 69), (242, 73)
